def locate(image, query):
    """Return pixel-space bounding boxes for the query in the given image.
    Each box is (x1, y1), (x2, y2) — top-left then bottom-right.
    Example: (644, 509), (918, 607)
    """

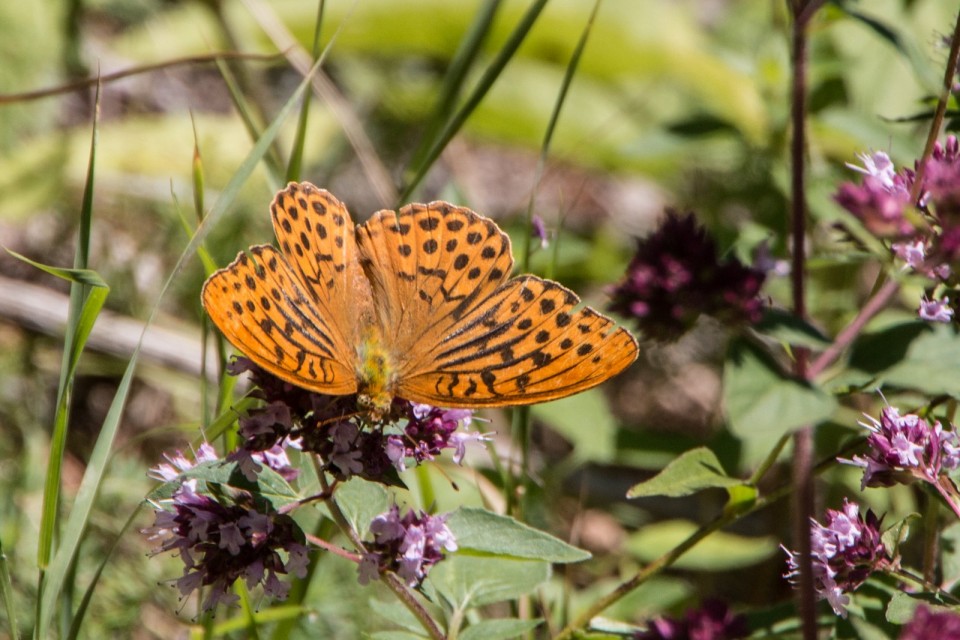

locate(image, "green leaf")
(333, 478), (391, 538)
(147, 460), (300, 510)
(754, 308), (832, 349)
(723, 338), (837, 439)
(427, 554), (550, 608)
(885, 590), (955, 624)
(851, 323), (960, 396)
(460, 618), (542, 640)
(626, 520), (777, 570)
(626, 447), (742, 499)
(447, 508), (590, 563)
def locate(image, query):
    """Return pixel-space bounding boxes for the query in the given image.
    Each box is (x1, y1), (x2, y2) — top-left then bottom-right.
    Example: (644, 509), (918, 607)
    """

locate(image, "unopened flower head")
(357, 505), (457, 587)
(635, 599), (749, 640)
(783, 500), (889, 617)
(608, 211), (766, 341)
(842, 407), (960, 488)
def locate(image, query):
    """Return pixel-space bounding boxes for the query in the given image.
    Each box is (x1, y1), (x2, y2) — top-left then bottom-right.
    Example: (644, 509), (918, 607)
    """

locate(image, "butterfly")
(202, 182), (638, 415)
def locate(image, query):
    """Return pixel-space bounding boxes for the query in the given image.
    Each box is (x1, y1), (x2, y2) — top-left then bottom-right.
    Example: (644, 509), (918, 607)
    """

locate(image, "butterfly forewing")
(202, 245), (359, 393)
(356, 203), (513, 362)
(270, 183), (374, 352)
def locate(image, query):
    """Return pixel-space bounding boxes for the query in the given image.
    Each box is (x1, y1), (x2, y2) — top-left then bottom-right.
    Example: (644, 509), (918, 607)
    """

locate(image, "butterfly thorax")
(355, 326), (397, 418)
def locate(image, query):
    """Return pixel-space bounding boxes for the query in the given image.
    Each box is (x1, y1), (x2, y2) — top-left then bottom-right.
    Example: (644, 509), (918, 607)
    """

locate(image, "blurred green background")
(0, 0), (954, 636)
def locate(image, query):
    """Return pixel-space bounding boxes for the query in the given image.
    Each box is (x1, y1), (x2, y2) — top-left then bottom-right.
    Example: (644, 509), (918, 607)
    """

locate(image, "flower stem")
(318, 469), (445, 640)
(890, 567), (960, 605)
(788, 4), (819, 637)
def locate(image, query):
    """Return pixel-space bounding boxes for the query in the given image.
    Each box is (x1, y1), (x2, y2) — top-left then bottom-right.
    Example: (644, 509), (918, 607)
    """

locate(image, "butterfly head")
(356, 326), (397, 419)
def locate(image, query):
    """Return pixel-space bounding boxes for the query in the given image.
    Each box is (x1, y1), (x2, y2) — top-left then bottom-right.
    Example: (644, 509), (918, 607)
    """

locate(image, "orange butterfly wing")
(356, 203), (639, 406)
(202, 183), (370, 394)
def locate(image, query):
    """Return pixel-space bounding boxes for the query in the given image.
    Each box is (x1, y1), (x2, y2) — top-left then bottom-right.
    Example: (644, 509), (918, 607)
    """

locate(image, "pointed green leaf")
(627, 447), (742, 499)
(460, 618), (542, 640)
(334, 478), (391, 538)
(723, 338), (836, 438)
(852, 323), (960, 396)
(427, 554), (550, 608)
(626, 520), (777, 570)
(447, 507), (589, 563)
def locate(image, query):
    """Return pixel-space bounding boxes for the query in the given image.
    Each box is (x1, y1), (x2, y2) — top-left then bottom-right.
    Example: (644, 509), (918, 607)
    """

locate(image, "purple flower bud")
(898, 605), (960, 640)
(531, 214), (549, 249)
(834, 176), (915, 238)
(609, 211), (766, 341)
(919, 297), (954, 323)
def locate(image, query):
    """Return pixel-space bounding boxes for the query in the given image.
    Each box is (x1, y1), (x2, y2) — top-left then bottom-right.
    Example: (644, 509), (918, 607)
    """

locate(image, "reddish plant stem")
(788, 3), (817, 638)
(808, 279), (899, 378)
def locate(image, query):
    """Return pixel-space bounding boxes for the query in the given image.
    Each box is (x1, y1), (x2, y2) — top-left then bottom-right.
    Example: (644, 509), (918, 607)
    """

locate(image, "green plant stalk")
(286, 0), (326, 182)
(319, 470), (445, 640)
(236, 582), (262, 640)
(36, 80), (101, 575)
(0, 537), (19, 640)
(66, 505), (143, 640)
(922, 496), (939, 585)
(216, 57), (284, 190)
(36, 48), (330, 640)
(520, 0), (602, 273)
(400, 0), (550, 202)
(407, 0), (502, 174)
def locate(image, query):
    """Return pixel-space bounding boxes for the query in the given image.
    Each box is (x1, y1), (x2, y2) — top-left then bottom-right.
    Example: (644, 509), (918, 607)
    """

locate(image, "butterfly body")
(202, 182), (638, 410)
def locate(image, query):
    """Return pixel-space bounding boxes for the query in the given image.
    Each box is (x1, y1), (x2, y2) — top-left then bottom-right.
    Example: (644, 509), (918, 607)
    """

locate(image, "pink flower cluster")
(836, 138), (960, 322)
(358, 505), (458, 587)
(783, 500), (889, 617)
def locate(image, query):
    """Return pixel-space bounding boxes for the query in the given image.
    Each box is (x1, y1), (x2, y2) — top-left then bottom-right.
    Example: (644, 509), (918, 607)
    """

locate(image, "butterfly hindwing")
(202, 245), (358, 394)
(396, 275), (639, 406)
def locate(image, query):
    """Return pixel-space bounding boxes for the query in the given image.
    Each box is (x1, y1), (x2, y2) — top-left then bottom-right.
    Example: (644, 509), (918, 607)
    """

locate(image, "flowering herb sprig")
(635, 599), (749, 640)
(357, 505), (458, 587)
(835, 138), (960, 323)
(143, 447), (309, 612)
(143, 358), (479, 616)
(782, 500), (892, 617)
(841, 406), (960, 518)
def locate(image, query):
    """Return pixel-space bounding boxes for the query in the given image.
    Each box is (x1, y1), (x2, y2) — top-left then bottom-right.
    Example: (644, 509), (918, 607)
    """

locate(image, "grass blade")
(34, 78), (102, 578)
(286, 0), (326, 182)
(400, 0), (550, 202)
(35, 51), (330, 640)
(407, 0), (502, 173)
(519, 0), (601, 272)
(65, 505), (143, 640)
(0, 536), (20, 640)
